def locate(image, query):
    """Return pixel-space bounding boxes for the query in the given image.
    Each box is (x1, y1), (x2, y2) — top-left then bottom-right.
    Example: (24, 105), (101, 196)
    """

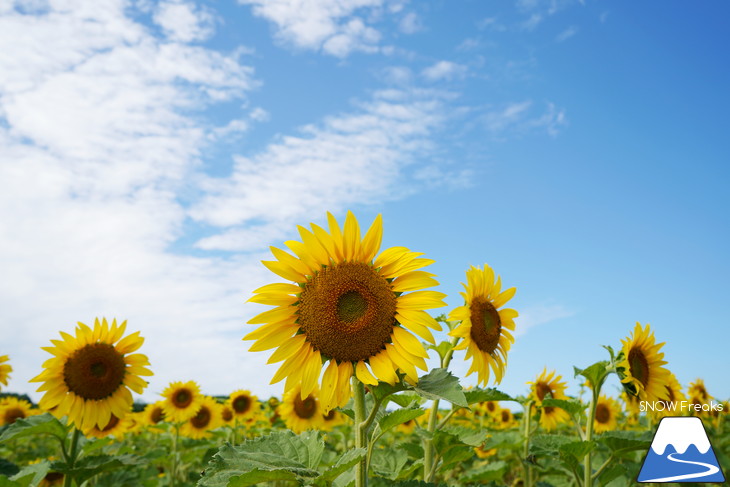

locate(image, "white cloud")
(421, 60), (468, 81)
(521, 13), (543, 31)
(513, 303), (574, 337)
(189, 89), (458, 251)
(556, 25), (577, 42)
(399, 11), (422, 34)
(153, 0), (216, 42)
(482, 100), (567, 137)
(239, 0), (390, 57)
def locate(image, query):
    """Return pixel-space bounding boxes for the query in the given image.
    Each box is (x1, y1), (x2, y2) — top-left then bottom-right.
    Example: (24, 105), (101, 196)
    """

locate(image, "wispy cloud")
(238, 0), (392, 57)
(399, 11), (422, 34)
(482, 100), (566, 137)
(421, 61), (468, 81)
(513, 303), (575, 337)
(556, 25), (578, 43)
(153, 0), (217, 42)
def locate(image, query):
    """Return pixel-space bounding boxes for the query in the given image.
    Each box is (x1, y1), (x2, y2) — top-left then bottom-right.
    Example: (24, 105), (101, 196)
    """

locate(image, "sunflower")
(651, 372), (687, 419)
(227, 389), (258, 419)
(474, 444), (497, 459)
(221, 404), (235, 424)
(688, 378), (712, 402)
(593, 395), (621, 433)
(143, 401), (167, 426)
(528, 368), (570, 431)
(278, 384), (323, 433)
(497, 407), (517, 430)
(0, 355), (11, 389)
(181, 396), (222, 439)
(245, 211), (446, 412)
(321, 409), (346, 431)
(616, 323), (671, 403)
(0, 397), (35, 425)
(161, 380), (203, 423)
(30, 318), (152, 431)
(448, 264), (517, 386)
(39, 472), (64, 487)
(83, 413), (128, 439)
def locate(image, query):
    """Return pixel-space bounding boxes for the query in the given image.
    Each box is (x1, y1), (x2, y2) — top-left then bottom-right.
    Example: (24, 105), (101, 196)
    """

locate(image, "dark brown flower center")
(628, 347), (650, 388)
(486, 401), (496, 413)
(173, 389), (193, 408)
(501, 410), (510, 423)
(222, 407), (233, 422)
(232, 395), (251, 414)
(293, 395), (317, 419)
(298, 262), (397, 362)
(63, 343), (126, 400)
(469, 297), (501, 353)
(535, 382), (553, 402)
(150, 406), (164, 424)
(100, 415), (120, 432)
(323, 410), (336, 421)
(595, 403), (610, 424)
(191, 406), (211, 429)
(3, 407), (25, 424)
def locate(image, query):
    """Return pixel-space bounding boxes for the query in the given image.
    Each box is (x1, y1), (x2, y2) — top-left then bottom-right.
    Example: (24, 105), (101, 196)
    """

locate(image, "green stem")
(522, 401), (534, 487)
(353, 375), (368, 487)
(591, 455), (614, 481)
(62, 428), (81, 487)
(583, 390), (597, 487)
(170, 423), (180, 487)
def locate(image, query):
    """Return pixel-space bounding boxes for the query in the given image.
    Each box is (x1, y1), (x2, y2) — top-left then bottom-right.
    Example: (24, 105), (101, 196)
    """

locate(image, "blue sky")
(0, 0), (727, 404)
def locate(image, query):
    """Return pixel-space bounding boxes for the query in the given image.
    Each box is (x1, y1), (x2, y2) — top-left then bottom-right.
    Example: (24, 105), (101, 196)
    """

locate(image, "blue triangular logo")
(638, 416), (725, 483)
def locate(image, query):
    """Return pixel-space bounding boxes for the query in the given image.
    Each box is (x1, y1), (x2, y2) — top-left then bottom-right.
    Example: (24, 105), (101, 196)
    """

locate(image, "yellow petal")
(319, 360), (339, 413)
(369, 350), (397, 385)
(270, 246), (312, 278)
(355, 361), (378, 385)
(262, 259), (306, 283)
(391, 327), (428, 358)
(247, 306), (296, 325)
(335, 361), (353, 407)
(248, 325), (297, 352)
(300, 350), (322, 398)
(391, 271), (439, 293)
(342, 210), (362, 261)
(267, 334), (307, 364)
(360, 214), (383, 262)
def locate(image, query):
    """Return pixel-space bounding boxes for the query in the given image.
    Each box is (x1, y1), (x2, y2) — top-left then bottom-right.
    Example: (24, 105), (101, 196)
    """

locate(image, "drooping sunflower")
(0, 397), (35, 425)
(616, 323), (671, 403)
(0, 355), (11, 389)
(593, 395), (621, 433)
(181, 396), (222, 439)
(30, 318), (152, 431)
(278, 383), (323, 434)
(528, 368), (571, 431)
(227, 389), (258, 419)
(245, 211), (446, 412)
(161, 380), (203, 423)
(653, 372), (687, 419)
(448, 264), (517, 386)
(688, 378), (712, 402)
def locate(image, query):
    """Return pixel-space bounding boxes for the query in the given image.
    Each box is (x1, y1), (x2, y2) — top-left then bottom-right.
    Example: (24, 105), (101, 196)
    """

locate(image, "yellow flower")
(221, 404), (235, 424)
(0, 397), (36, 425)
(30, 318), (152, 431)
(528, 368), (570, 431)
(593, 395), (621, 433)
(0, 355), (12, 389)
(321, 409), (346, 431)
(143, 401), (167, 427)
(161, 381), (203, 423)
(653, 372), (687, 419)
(448, 264), (517, 385)
(496, 407), (517, 430)
(278, 384), (323, 433)
(181, 396), (222, 439)
(245, 211), (445, 412)
(475, 444), (497, 459)
(227, 390), (258, 419)
(617, 323), (671, 402)
(688, 378), (712, 402)
(82, 413), (128, 439)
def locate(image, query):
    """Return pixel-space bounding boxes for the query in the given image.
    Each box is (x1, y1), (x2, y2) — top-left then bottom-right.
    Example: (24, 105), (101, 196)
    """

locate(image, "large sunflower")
(30, 318), (152, 430)
(181, 396), (222, 439)
(245, 211), (446, 412)
(528, 368), (571, 431)
(161, 380), (203, 423)
(0, 355), (11, 389)
(278, 383), (323, 433)
(616, 323), (671, 403)
(448, 264), (517, 385)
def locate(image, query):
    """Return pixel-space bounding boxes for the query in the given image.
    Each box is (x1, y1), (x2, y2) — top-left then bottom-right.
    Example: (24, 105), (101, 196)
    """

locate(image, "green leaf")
(440, 425), (488, 447)
(388, 393), (422, 408)
(229, 469), (297, 486)
(597, 430), (652, 455)
(431, 430), (473, 468)
(559, 441), (595, 462)
(370, 381), (410, 402)
(573, 361), (610, 389)
(317, 448), (366, 483)
(596, 463), (627, 486)
(0, 459), (19, 477)
(198, 431), (324, 487)
(413, 369), (467, 407)
(461, 460), (509, 482)
(482, 431), (523, 450)
(377, 407), (425, 434)
(529, 434), (574, 455)
(0, 478), (22, 487)
(8, 461), (51, 487)
(541, 398), (585, 417)
(464, 387), (516, 404)
(370, 480), (445, 487)
(429, 341), (453, 362)
(370, 447), (408, 480)
(0, 413), (67, 443)
(54, 454), (144, 484)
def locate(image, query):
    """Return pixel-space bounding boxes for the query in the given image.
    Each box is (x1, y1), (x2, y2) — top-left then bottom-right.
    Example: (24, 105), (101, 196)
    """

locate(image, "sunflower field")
(1, 212), (728, 487)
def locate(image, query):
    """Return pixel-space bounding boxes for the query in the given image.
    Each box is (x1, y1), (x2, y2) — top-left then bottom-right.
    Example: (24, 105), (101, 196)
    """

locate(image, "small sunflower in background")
(496, 407), (517, 430)
(474, 443), (498, 459)
(30, 318), (152, 431)
(245, 211), (445, 412)
(0, 355), (12, 389)
(182, 396), (222, 439)
(654, 372), (687, 419)
(448, 264), (517, 386)
(688, 378), (712, 403)
(161, 380), (203, 422)
(221, 404), (235, 425)
(143, 401), (167, 427)
(593, 396), (622, 433)
(616, 323), (671, 403)
(0, 397), (36, 425)
(278, 384), (323, 434)
(227, 390), (258, 420)
(321, 409), (346, 431)
(528, 368), (571, 431)
(83, 413), (128, 439)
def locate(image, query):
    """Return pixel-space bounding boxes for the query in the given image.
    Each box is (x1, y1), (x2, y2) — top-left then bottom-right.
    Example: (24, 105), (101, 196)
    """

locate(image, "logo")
(637, 416), (725, 483)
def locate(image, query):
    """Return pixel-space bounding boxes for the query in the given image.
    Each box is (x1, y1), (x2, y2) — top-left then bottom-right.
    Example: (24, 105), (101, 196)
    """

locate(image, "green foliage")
(413, 368), (468, 407)
(0, 413), (67, 444)
(541, 398), (585, 417)
(377, 406), (425, 434)
(464, 387), (516, 405)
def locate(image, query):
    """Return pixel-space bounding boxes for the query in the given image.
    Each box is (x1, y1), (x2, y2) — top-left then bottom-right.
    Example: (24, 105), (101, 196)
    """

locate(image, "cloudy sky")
(1, 0), (728, 404)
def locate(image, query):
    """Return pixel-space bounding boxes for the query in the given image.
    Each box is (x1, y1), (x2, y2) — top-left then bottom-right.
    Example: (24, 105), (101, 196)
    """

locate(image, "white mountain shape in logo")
(650, 417), (711, 455)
